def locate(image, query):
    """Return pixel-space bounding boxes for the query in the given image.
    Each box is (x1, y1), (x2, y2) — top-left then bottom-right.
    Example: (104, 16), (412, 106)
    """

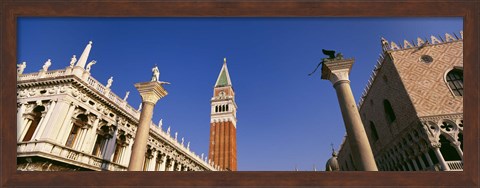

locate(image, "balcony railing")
(446, 160), (463, 171)
(17, 140), (127, 171)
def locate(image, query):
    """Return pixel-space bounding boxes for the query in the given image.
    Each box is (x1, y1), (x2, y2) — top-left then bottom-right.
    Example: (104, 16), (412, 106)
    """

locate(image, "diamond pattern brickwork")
(390, 41), (463, 117)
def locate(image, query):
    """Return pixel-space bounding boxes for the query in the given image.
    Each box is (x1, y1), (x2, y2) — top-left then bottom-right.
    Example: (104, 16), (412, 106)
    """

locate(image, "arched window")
(370, 121), (379, 142)
(222, 105), (225, 112)
(215, 106), (218, 112)
(439, 135), (462, 161)
(112, 135), (126, 163)
(92, 125), (110, 157)
(446, 69), (463, 96)
(65, 114), (88, 148)
(226, 104), (229, 112)
(383, 100), (396, 124)
(22, 106), (46, 141)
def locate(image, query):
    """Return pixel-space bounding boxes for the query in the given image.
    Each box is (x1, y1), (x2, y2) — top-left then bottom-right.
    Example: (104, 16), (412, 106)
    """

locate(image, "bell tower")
(209, 58), (237, 171)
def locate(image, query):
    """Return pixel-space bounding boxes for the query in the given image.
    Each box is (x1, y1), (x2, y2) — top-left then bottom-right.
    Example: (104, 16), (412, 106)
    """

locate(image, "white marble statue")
(123, 91), (130, 101)
(158, 119), (163, 130)
(166, 126), (171, 135)
(181, 137), (184, 145)
(174, 132), (178, 141)
(201, 153), (204, 160)
(137, 103), (142, 111)
(187, 142), (190, 150)
(17, 62), (26, 75)
(69, 55), (77, 67)
(42, 59), (52, 72)
(86, 60), (96, 72)
(151, 65), (160, 82)
(106, 76), (113, 88)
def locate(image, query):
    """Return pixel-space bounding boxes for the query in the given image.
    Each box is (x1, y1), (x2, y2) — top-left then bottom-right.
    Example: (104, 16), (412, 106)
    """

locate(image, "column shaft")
(333, 81), (378, 171)
(424, 152), (434, 167)
(434, 147), (450, 171)
(128, 102), (155, 171)
(417, 156), (426, 170)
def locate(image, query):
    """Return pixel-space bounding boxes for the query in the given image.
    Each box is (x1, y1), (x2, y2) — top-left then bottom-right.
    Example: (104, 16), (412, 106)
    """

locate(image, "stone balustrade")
(149, 123), (215, 171)
(17, 140), (127, 171)
(446, 160), (463, 171)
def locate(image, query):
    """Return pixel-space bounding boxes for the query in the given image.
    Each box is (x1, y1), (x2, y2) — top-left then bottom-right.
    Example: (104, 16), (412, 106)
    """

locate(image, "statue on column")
(42, 59), (52, 72)
(17, 62), (27, 75)
(69, 55), (77, 68)
(86, 60), (96, 72)
(151, 65), (160, 82)
(123, 91), (130, 101)
(106, 76), (113, 88)
(308, 49), (343, 76)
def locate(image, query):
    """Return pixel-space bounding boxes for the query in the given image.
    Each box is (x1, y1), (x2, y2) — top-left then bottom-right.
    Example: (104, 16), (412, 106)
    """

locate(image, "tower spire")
(215, 57), (233, 87)
(75, 41), (93, 69)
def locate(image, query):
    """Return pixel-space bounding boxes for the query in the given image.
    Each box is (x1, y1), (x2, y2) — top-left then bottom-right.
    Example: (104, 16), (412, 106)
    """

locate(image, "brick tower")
(209, 58), (237, 171)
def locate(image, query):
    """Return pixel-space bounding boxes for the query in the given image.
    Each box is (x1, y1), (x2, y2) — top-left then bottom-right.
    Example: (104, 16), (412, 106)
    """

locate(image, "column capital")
(321, 58), (355, 85)
(134, 81), (168, 105)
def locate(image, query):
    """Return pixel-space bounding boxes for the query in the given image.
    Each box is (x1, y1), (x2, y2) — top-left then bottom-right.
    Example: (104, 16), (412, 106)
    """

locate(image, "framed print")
(1, 1), (478, 187)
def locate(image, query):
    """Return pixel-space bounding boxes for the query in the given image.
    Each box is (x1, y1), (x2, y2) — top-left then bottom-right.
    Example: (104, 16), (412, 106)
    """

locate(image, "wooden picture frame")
(1, 1), (478, 187)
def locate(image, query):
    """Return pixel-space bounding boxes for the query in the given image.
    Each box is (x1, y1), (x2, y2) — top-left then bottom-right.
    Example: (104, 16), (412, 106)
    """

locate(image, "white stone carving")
(85, 60), (96, 72)
(106, 76), (113, 88)
(69, 55), (77, 68)
(151, 65), (160, 82)
(17, 62), (27, 75)
(42, 59), (52, 72)
(123, 91), (130, 101)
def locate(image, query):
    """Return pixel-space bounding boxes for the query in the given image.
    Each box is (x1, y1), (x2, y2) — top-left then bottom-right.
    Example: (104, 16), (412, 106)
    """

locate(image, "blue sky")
(18, 17), (462, 171)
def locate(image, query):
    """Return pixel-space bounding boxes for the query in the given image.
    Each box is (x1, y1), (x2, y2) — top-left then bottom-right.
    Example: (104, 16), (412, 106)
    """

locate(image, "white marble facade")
(17, 42), (217, 171)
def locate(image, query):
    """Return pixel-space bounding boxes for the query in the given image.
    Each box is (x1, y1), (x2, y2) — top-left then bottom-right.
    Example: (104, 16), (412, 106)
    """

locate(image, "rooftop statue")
(158, 119), (163, 130)
(167, 126), (171, 135)
(17, 62), (27, 75)
(86, 60), (96, 72)
(42, 59), (52, 72)
(308, 49), (344, 76)
(123, 91), (130, 101)
(69, 55), (77, 68)
(106, 76), (113, 88)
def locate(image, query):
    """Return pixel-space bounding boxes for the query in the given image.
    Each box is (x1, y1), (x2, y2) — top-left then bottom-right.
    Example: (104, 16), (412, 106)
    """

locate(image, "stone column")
(424, 152), (434, 167)
(417, 156), (426, 170)
(159, 155), (167, 171)
(433, 146), (450, 171)
(410, 158), (419, 171)
(405, 160), (413, 171)
(122, 138), (133, 166)
(451, 142), (463, 161)
(128, 81), (168, 171)
(320, 58), (378, 171)
(17, 102), (27, 139)
(169, 159), (175, 171)
(148, 150), (157, 171)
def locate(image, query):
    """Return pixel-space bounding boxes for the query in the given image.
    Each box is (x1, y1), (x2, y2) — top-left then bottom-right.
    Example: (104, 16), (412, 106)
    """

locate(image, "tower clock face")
(219, 91), (225, 97)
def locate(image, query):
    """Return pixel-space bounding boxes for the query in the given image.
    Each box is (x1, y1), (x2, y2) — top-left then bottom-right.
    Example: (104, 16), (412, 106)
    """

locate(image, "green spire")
(215, 58), (232, 87)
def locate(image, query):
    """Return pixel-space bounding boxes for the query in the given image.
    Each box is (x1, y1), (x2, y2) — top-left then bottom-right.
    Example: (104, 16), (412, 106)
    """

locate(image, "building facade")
(335, 32), (464, 171)
(209, 58), (238, 171)
(16, 41), (218, 171)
